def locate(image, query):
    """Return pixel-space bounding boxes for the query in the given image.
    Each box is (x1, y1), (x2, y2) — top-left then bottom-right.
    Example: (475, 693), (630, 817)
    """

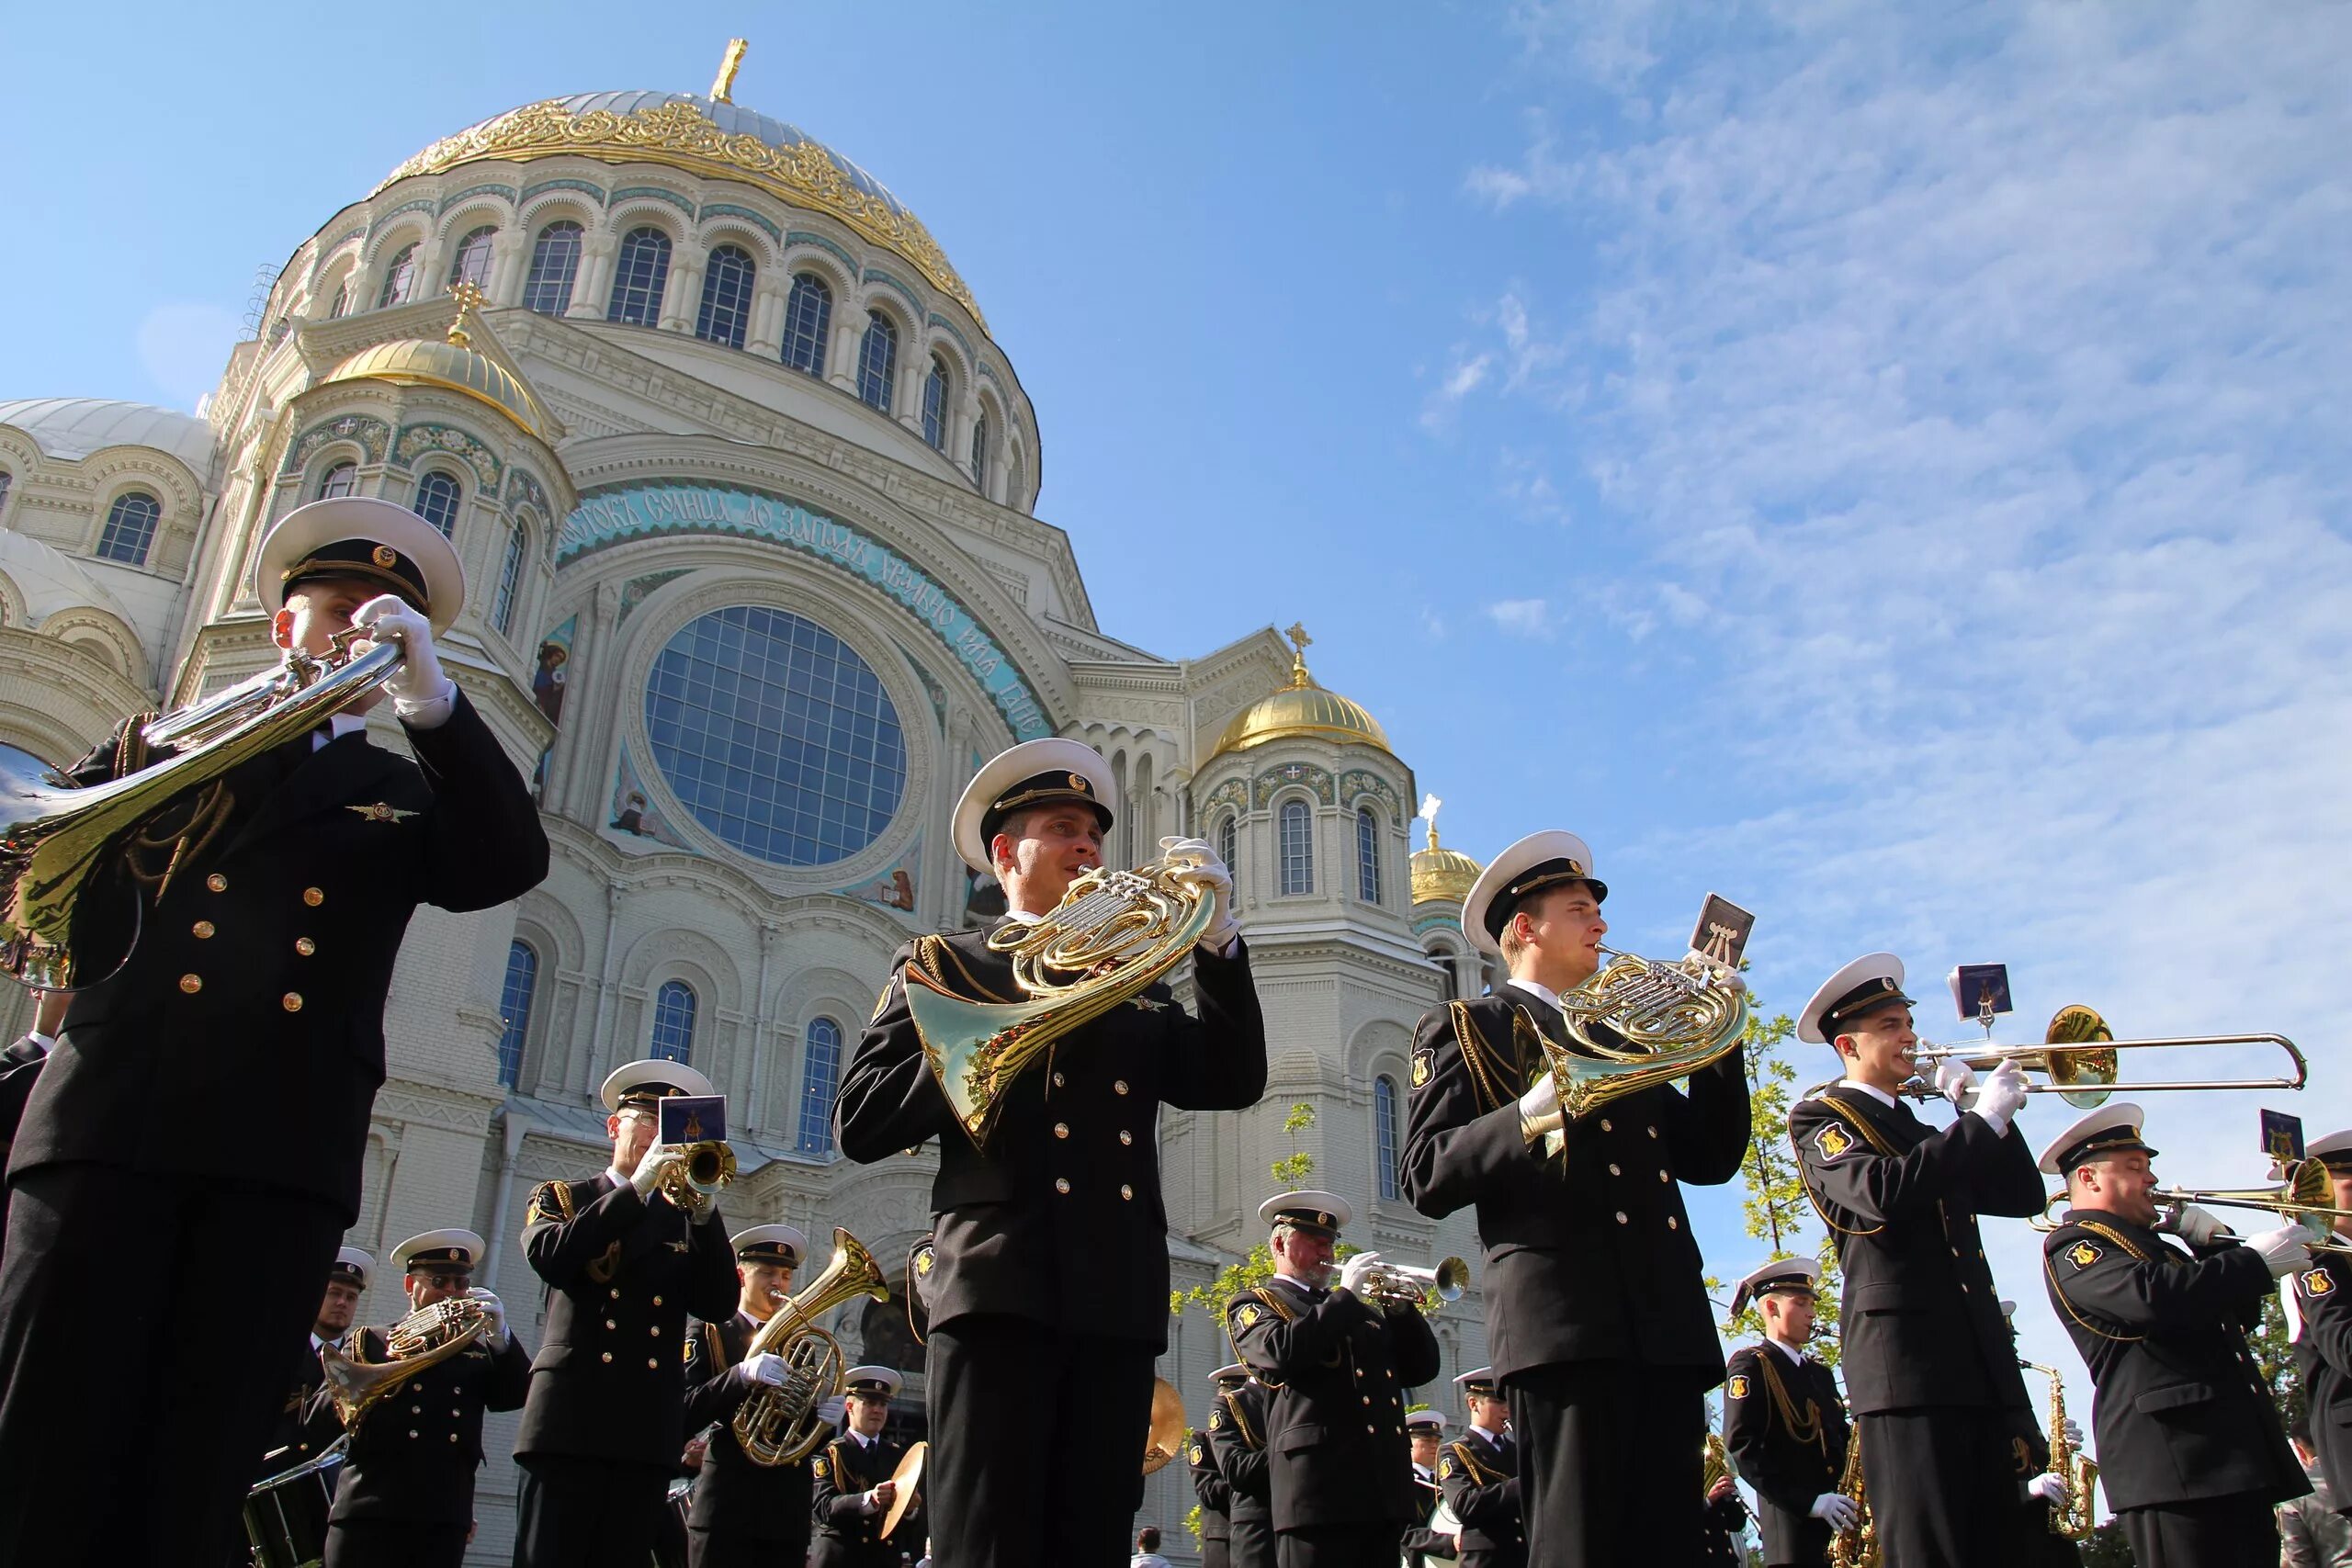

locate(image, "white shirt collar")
(1767, 1337), (1806, 1365)
(1001, 907), (1046, 925)
(1471, 1424), (1507, 1449)
(604, 1166), (630, 1190)
(314, 714), (368, 750)
(1414, 1462), (1434, 1482)
(1838, 1077), (1898, 1110)
(1268, 1273), (1318, 1294)
(1507, 976), (1561, 1010)
(849, 1429), (876, 1449)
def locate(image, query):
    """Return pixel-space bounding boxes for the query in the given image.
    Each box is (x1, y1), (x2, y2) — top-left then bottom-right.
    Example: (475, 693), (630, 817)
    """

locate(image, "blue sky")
(9, 0), (2351, 1459)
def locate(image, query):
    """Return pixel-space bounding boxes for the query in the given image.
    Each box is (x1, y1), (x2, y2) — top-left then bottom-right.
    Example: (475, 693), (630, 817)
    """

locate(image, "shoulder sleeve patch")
(1235, 1303), (1260, 1329)
(1411, 1045), (1435, 1089)
(1208, 1409), (1223, 1429)
(1726, 1374), (1750, 1400)
(1438, 1455), (1453, 1480)
(1190, 1441), (1204, 1464)
(2305, 1268), (2336, 1297)
(2066, 1239), (2102, 1269)
(811, 1455), (828, 1479)
(1813, 1122), (1853, 1160)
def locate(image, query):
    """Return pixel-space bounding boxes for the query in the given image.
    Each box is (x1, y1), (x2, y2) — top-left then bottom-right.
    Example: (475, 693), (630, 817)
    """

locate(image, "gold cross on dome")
(446, 281), (486, 346)
(1283, 622), (1314, 687)
(710, 38), (749, 104)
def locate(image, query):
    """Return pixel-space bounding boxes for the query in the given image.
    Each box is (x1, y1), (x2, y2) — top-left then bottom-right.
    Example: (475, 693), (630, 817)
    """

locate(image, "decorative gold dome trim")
(1410, 823), (1483, 907)
(377, 96), (984, 328)
(1206, 623), (1395, 761)
(322, 333), (552, 444)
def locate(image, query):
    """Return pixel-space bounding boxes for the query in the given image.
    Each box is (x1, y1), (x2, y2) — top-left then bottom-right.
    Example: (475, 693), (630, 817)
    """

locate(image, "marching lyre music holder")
(1948, 963), (2014, 1039)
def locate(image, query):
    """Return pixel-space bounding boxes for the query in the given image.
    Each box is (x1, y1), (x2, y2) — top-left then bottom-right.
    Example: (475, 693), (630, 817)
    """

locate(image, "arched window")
(413, 471), (462, 537)
(857, 310), (898, 412)
(96, 491), (161, 565)
(317, 461), (356, 500)
(522, 221), (582, 314)
(1356, 807), (1383, 905)
(781, 272), (831, 374)
(695, 243), (756, 349)
(797, 1016), (842, 1156)
(0, 471), (10, 519)
(376, 243), (419, 308)
(650, 980), (697, 1065)
(606, 226), (672, 326)
(1218, 813), (1238, 880)
(1374, 1075), (1401, 1201)
(325, 281), (350, 320)
(492, 521), (526, 634)
(1279, 799), (1313, 896)
(496, 941), (537, 1088)
(447, 225), (496, 288)
(969, 415), (989, 491)
(922, 356), (948, 449)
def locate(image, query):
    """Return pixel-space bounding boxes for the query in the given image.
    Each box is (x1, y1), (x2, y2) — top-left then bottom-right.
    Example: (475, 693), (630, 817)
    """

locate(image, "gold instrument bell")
(730, 1229), (891, 1467)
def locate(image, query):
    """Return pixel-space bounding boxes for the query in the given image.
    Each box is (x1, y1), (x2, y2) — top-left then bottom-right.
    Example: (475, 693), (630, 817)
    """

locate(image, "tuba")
(731, 1228), (891, 1466)
(2021, 1360), (2098, 1539)
(1535, 946), (1748, 1154)
(1827, 1425), (1877, 1568)
(902, 851), (1216, 1145)
(0, 628), (401, 990)
(318, 1295), (493, 1427)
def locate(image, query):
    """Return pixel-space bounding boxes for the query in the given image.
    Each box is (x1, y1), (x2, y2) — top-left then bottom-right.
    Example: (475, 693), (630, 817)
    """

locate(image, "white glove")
(862, 1481), (898, 1515)
(1933, 1057), (1978, 1107)
(1973, 1061), (2030, 1135)
(1809, 1493), (1860, 1530)
(1338, 1251), (1384, 1297)
(628, 1140), (683, 1202)
(352, 594), (452, 713)
(2027, 1472), (2068, 1505)
(741, 1351), (787, 1387)
(2060, 1416), (2083, 1449)
(1518, 1073), (1564, 1140)
(2156, 1203), (2232, 1247)
(1161, 836), (1238, 952)
(1683, 950), (1747, 994)
(2248, 1224), (2314, 1278)
(465, 1288), (509, 1348)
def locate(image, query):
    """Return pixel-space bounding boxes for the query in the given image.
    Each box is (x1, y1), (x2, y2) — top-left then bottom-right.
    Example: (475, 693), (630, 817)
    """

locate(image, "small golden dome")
(1411, 824), (1483, 907)
(321, 293), (552, 443)
(1207, 624), (1394, 761)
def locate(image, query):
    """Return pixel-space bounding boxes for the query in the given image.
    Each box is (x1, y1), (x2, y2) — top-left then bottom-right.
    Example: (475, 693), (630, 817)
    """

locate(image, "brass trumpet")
(1899, 1004), (2304, 1110)
(1353, 1257), (1471, 1309)
(656, 1140), (737, 1219)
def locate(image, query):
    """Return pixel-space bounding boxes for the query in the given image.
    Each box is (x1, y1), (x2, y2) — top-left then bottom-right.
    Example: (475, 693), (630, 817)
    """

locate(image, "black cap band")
(978, 769), (1113, 847)
(283, 538), (433, 616)
(2057, 1130), (2156, 1173)
(1484, 858), (1608, 941)
(1822, 976), (1914, 1035)
(403, 1247), (473, 1273)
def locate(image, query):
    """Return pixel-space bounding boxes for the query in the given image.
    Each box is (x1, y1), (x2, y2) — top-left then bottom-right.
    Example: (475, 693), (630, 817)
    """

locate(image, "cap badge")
(370, 545), (397, 568)
(1726, 1375), (1749, 1400)
(1815, 1123), (1853, 1160)
(1068, 773), (1088, 792)
(2066, 1240), (2102, 1269)
(2308, 1269), (2337, 1298)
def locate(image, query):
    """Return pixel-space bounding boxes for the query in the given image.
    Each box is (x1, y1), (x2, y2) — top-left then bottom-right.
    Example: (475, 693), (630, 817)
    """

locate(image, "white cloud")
(1486, 597), (1554, 639)
(135, 302), (241, 412)
(1421, 353), (1495, 431)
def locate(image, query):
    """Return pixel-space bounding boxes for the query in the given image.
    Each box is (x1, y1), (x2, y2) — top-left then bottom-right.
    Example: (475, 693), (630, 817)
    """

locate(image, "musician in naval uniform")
(1401, 830), (1750, 1568)
(1189, 1408), (1235, 1568)
(838, 737), (1265, 1567)
(1437, 1368), (1523, 1568)
(1398, 1409), (1458, 1566)
(2293, 1131), (2352, 1537)
(322, 1229), (528, 1567)
(1787, 952), (2042, 1566)
(0, 496), (547, 1566)
(810, 1365), (920, 1567)
(1206, 1360), (1276, 1568)
(679, 1224), (817, 1568)
(2039, 1102), (2311, 1567)
(1994, 1299), (2084, 1568)
(1225, 1191), (1442, 1566)
(1720, 1258), (1851, 1568)
(511, 1059), (741, 1568)
(246, 1244), (375, 1565)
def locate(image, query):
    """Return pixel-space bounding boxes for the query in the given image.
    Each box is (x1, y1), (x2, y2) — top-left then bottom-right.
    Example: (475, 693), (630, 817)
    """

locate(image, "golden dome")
(1411, 825), (1483, 907)
(321, 297), (553, 443)
(1207, 625), (1394, 761)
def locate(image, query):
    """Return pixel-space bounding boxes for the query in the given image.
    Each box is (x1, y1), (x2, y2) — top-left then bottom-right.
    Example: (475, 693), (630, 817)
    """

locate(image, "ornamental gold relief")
(377, 99), (984, 327)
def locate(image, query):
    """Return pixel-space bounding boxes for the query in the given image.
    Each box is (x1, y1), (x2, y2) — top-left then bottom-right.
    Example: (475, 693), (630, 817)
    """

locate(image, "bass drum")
(244, 1446), (345, 1568)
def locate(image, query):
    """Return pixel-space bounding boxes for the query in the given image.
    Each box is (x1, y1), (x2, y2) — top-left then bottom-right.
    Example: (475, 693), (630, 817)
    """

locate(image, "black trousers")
(924, 1314), (1157, 1568)
(1228, 1515), (1277, 1568)
(1276, 1522), (1406, 1565)
(2118, 1495), (2278, 1568)
(1856, 1407), (2025, 1568)
(0, 1163), (344, 1568)
(1199, 1535), (1232, 1568)
(512, 1455), (673, 1568)
(687, 1524), (812, 1567)
(1507, 1359), (1707, 1568)
(322, 1517), (470, 1568)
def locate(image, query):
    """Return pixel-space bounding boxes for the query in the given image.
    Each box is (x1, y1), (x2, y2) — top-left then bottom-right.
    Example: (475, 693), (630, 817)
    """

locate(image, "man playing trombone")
(679, 1224), (816, 1568)
(837, 737), (1265, 1567)
(1786, 953), (2043, 1566)
(2041, 1103), (2312, 1565)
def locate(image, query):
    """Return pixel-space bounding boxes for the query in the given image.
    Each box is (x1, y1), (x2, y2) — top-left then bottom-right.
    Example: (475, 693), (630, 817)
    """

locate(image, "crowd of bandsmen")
(0, 493), (2343, 1568)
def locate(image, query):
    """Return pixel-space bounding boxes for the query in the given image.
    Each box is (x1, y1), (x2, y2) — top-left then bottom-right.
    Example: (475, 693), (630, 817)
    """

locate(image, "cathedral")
(0, 55), (1502, 1561)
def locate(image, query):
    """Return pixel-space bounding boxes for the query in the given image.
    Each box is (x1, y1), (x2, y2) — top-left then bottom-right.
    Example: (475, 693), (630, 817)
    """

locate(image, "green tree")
(1176, 1102), (1321, 1319)
(2076, 1519), (2135, 1566)
(1716, 999), (1845, 1364)
(2252, 1288), (2308, 1433)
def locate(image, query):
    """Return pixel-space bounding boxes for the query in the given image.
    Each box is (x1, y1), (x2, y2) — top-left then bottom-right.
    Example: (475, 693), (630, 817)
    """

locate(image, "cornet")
(1353, 1257), (1470, 1309)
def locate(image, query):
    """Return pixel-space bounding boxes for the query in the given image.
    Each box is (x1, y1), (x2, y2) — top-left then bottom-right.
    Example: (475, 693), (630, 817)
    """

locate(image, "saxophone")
(2024, 1360), (2098, 1539)
(1826, 1427), (1877, 1568)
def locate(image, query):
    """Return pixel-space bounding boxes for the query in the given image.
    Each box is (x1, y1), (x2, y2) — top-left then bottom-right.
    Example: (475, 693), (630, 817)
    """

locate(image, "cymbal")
(1141, 1377), (1186, 1475)
(882, 1440), (926, 1540)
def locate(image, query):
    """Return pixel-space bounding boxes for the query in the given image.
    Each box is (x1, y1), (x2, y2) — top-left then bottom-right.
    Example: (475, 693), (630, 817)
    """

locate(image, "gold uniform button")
(1053, 1072), (1066, 1087)
(411, 1404), (422, 1415)
(1615, 1211), (1628, 1224)
(409, 1430), (418, 1438)
(295, 938), (316, 956)
(1121, 1185), (1134, 1200)
(1608, 1163), (1621, 1176)
(1119, 1130), (1134, 1145)
(1600, 1119), (1612, 1132)
(206, 874), (228, 893)
(1657, 1169), (1669, 1182)
(1668, 1217), (1679, 1230)
(648, 1359), (659, 1370)
(605, 1320), (616, 1330)
(1362, 1395), (1372, 1405)
(1055, 1178), (1071, 1194)
(179, 974), (202, 994)
(282, 993), (303, 1012)
(192, 920), (215, 939)
(448, 1433), (459, 1443)
(601, 1352), (613, 1363)
(652, 1296), (662, 1307)
(609, 1289), (621, 1300)
(1054, 1123), (1070, 1139)
(303, 887), (324, 907)
(1114, 1080), (1130, 1095)
(650, 1327), (661, 1337)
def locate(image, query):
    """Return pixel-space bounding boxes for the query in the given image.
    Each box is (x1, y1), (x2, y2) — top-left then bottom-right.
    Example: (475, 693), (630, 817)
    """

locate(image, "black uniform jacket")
(1438, 1427), (1524, 1566)
(260, 1336), (345, 1474)
(514, 1172), (739, 1468)
(0, 1034), (45, 1161)
(1723, 1341), (1849, 1566)
(1208, 1378), (1272, 1526)
(1399, 1468), (1457, 1565)
(679, 1310), (814, 1542)
(1399, 987), (1749, 1380)
(8, 694), (547, 1223)
(1789, 1085), (2041, 1414)
(2294, 1245), (2352, 1517)
(327, 1323), (531, 1522)
(837, 921), (1266, 1348)
(1226, 1277), (1442, 1531)
(2042, 1206), (2306, 1513)
(809, 1428), (918, 1567)
(1189, 1426), (1232, 1543)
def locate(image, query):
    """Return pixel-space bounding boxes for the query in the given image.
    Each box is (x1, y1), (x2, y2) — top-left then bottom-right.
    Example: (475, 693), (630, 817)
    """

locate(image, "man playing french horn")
(1401, 829), (1751, 1568)
(838, 737), (1266, 1568)
(679, 1224), (818, 1568)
